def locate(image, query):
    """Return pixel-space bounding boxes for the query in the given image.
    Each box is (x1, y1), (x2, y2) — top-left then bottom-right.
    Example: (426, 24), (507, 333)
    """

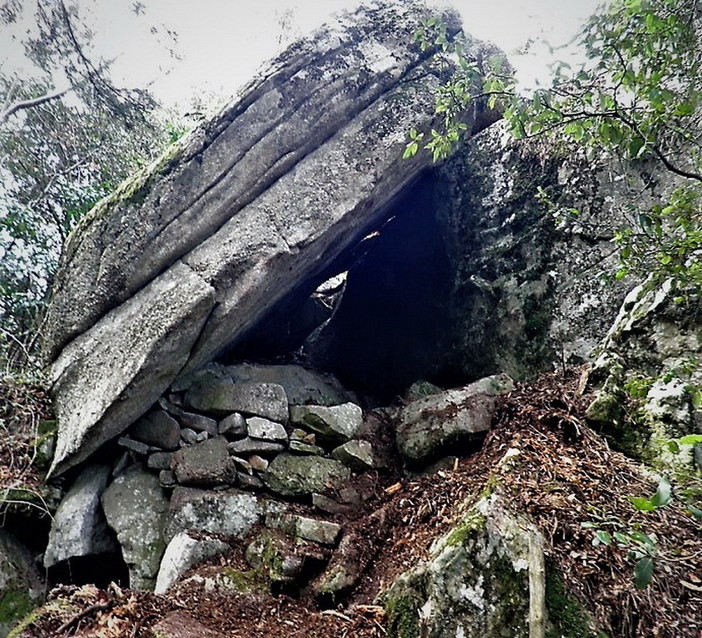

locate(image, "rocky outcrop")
(44, 1), (501, 477)
(585, 280), (702, 470)
(383, 494), (545, 638)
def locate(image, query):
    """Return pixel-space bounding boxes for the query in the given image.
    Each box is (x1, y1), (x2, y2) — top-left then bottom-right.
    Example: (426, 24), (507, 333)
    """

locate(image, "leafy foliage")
(0, 1), (178, 370)
(410, 0), (702, 296)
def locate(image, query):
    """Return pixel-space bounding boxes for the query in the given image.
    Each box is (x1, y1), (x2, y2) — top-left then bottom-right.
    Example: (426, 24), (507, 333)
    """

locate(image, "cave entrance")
(224, 173), (469, 402)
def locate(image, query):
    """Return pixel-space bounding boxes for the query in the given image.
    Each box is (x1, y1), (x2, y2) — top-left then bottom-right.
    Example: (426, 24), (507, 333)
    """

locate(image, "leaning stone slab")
(267, 512), (342, 547)
(290, 403), (363, 443)
(44, 464), (116, 568)
(262, 453), (351, 497)
(393, 374), (514, 466)
(154, 531), (229, 594)
(47, 263), (215, 477)
(43, 1), (500, 477)
(101, 465), (169, 590)
(246, 416), (288, 443)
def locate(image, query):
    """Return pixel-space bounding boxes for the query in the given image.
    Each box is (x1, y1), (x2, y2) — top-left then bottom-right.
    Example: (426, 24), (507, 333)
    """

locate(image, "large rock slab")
(101, 465), (169, 590)
(43, 1), (501, 476)
(393, 374), (514, 466)
(262, 453), (351, 497)
(44, 464), (116, 568)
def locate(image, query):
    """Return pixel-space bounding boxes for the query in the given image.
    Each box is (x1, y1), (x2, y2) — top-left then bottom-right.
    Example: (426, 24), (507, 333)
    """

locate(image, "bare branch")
(0, 85), (70, 125)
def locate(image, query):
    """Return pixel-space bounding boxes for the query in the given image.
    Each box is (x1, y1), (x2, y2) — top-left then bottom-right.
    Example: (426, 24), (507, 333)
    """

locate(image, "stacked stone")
(118, 364), (377, 500)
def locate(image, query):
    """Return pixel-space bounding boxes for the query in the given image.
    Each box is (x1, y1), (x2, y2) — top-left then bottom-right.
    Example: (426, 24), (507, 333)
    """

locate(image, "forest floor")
(3, 369), (701, 638)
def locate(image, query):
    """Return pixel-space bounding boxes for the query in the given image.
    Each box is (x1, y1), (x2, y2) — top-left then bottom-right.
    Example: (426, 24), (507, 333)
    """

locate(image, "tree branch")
(0, 86), (70, 125)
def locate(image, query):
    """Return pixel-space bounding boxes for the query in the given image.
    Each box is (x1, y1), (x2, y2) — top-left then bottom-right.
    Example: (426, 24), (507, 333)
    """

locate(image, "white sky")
(0, 0), (604, 112)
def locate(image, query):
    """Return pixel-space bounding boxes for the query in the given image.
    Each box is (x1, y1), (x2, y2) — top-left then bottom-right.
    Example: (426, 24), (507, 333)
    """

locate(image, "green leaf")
(679, 434), (702, 445)
(629, 496), (656, 511)
(686, 504), (702, 520)
(594, 530), (612, 546)
(634, 556), (654, 589)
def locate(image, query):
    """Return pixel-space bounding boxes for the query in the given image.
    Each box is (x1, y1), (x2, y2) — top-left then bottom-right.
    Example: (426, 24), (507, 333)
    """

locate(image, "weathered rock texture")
(44, 0), (501, 477)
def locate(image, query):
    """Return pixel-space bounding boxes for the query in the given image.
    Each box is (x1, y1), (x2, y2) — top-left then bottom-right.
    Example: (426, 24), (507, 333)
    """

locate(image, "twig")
(55, 601), (111, 634)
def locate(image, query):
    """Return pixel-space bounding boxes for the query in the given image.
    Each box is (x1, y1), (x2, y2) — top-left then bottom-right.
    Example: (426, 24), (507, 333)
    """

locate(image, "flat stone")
(44, 464), (116, 568)
(219, 412), (247, 437)
(185, 381), (289, 423)
(166, 486), (283, 542)
(155, 531), (230, 594)
(289, 439), (325, 456)
(267, 513), (342, 547)
(178, 412), (217, 435)
(101, 465), (169, 590)
(227, 438), (285, 456)
(117, 436), (152, 455)
(130, 409), (181, 450)
(247, 416), (288, 443)
(312, 493), (353, 515)
(148, 452), (174, 471)
(231, 455), (252, 474)
(261, 453), (351, 497)
(225, 363), (352, 406)
(332, 440), (375, 471)
(172, 437), (235, 486)
(394, 374), (514, 466)
(290, 402), (363, 443)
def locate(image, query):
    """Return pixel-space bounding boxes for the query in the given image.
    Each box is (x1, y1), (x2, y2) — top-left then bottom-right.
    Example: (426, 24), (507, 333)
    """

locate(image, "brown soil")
(7, 368), (702, 637)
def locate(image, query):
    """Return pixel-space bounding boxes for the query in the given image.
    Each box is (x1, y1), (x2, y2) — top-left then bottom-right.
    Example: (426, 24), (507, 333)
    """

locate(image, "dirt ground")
(3, 369), (701, 637)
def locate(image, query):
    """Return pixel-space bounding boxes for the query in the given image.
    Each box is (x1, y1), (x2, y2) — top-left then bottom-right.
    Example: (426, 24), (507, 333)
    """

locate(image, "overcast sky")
(0, 0), (604, 111)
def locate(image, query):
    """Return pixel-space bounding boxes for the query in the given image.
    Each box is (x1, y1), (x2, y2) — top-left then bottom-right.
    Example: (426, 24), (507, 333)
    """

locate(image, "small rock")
(225, 363), (353, 406)
(312, 493), (353, 515)
(237, 472), (264, 491)
(130, 410), (181, 450)
(289, 440), (325, 455)
(262, 453), (351, 497)
(219, 412), (247, 437)
(332, 440), (375, 471)
(247, 416), (288, 443)
(181, 428), (198, 445)
(173, 437), (235, 486)
(393, 374), (514, 466)
(267, 513), (342, 546)
(179, 412), (218, 435)
(195, 430), (209, 442)
(227, 438), (286, 456)
(118, 436), (152, 455)
(148, 452), (174, 471)
(248, 455), (269, 472)
(290, 402), (363, 443)
(155, 531), (230, 594)
(160, 470), (177, 487)
(231, 455), (252, 474)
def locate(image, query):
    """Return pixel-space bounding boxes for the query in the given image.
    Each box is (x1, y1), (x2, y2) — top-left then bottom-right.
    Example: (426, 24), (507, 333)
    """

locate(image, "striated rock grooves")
(43, 0), (502, 477)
